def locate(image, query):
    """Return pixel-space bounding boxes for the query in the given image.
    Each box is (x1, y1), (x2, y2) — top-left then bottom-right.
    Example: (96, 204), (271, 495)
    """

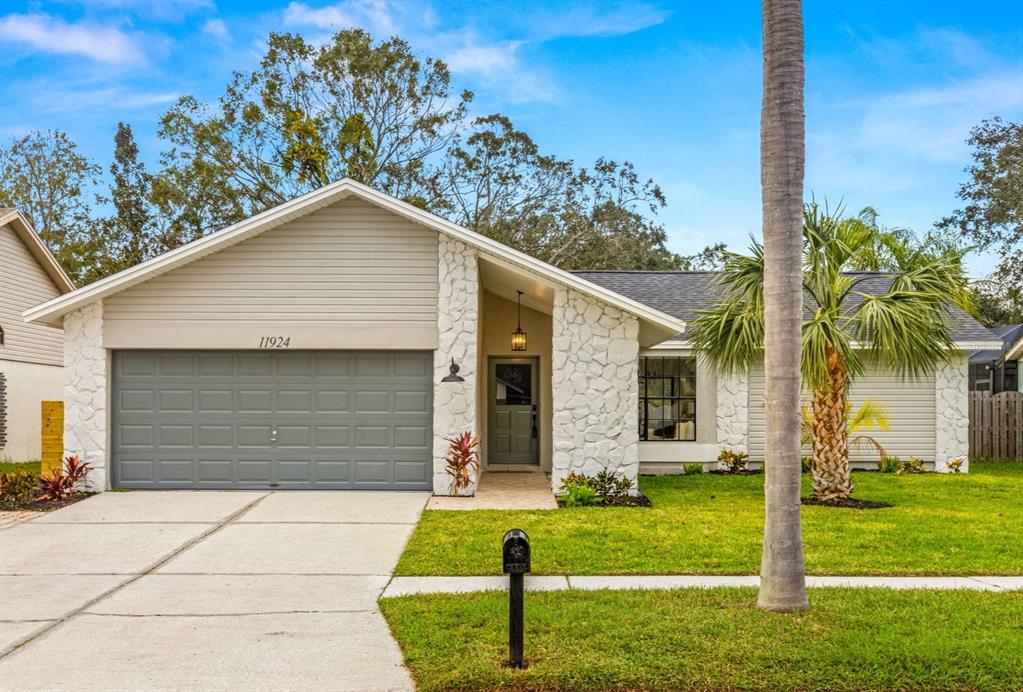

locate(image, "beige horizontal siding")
(0, 222), (64, 365)
(104, 198), (440, 349)
(748, 362), (936, 463)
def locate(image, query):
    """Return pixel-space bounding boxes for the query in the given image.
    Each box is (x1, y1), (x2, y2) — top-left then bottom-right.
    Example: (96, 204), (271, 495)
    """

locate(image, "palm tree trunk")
(757, 0), (809, 612)
(810, 345), (853, 501)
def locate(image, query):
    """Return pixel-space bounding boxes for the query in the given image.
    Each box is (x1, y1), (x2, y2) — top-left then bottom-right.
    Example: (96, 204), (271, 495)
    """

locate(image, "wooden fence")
(969, 391), (1023, 460)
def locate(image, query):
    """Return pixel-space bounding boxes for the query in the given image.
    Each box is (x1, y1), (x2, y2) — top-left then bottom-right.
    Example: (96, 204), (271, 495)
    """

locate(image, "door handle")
(270, 428), (278, 443)
(531, 414), (538, 439)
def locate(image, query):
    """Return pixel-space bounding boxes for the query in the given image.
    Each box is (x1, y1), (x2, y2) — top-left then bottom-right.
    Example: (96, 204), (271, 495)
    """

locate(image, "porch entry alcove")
(477, 260), (554, 472)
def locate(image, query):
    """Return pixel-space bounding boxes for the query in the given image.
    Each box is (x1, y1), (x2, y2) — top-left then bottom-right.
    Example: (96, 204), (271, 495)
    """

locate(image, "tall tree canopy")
(154, 28), (680, 271)
(0, 130), (100, 281)
(939, 117), (1023, 291)
(4, 29), (687, 282)
(155, 29), (472, 246)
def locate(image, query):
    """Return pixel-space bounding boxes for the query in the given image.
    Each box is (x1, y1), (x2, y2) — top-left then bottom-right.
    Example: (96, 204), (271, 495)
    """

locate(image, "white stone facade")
(432, 236), (480, 494)
(715, 370), (749, 455)
(551, 287), (639, 492)
(63, 301), (108, 490)
(934, 352), (970, 473)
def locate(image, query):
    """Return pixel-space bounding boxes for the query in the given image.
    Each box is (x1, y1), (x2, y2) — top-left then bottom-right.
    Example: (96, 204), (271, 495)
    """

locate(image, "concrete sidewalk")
(382, 574), (1023, 597)
(1, 490), (430, 692)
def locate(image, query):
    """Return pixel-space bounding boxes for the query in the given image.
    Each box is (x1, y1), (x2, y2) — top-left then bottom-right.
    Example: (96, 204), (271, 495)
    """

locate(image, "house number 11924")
(259, 336), (291, 348)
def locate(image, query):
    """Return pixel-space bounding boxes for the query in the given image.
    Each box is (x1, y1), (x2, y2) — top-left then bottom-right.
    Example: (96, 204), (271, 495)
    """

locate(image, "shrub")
(801, 456), (813, 474)
(590, 470), (634, 504)
(557, 470), (634, 506)
(717, 449), (749, 473)
(896, 457), (928, 475)
(36, 455), (94, 502)
(0, 471), (40, 510)
(878, 455), (902, 474)
(557, 483), (600, 507)
(444, 432), (480, 496)
(682, 463), (703, 475)
(947, 457), (965, 474)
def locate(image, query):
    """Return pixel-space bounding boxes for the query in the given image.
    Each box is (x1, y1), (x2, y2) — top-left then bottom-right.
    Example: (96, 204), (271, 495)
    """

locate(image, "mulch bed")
(606, 493), (652, 507)
(801, 496), (892, 510)
(1, 493), (91, 513)
(707, 469), (762, 476)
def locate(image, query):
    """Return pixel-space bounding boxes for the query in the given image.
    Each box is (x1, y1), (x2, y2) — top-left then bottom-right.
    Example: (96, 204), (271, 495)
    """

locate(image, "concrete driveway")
(0, 490), (429, 692)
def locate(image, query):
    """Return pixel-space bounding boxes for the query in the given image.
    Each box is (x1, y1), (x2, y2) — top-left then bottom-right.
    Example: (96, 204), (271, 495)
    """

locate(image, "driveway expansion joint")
(0, 491), (272, 660)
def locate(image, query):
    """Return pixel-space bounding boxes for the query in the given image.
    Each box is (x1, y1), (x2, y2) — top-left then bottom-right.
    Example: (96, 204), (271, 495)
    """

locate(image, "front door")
(488, 357), (539, 465)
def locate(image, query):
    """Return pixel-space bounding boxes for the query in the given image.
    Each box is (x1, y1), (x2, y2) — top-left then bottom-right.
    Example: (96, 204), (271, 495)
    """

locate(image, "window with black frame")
(639, 356), (697, 441)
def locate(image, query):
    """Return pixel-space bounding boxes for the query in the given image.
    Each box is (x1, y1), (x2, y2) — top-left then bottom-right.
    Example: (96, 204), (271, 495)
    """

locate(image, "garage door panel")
(112, 350), (432, 489)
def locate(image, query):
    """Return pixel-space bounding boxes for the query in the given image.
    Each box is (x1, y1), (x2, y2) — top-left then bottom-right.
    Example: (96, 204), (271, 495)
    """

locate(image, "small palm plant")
(445, 432), (480, 496)
(801, 399), (889, 467)
(692, 202), (962, 501)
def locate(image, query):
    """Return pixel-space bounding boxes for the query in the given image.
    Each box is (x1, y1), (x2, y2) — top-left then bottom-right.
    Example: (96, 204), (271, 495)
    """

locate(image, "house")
(0, 209), (74, 462)
(22, 180), (994, 492)
(969, 324), (1022, 394)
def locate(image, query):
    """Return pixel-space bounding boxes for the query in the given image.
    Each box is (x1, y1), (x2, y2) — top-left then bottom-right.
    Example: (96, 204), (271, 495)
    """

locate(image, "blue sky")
(1, 1), (1021, 277)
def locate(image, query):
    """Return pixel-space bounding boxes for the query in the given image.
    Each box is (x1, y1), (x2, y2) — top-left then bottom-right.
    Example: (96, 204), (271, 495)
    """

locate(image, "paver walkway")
(426, 471), (557, 510)
(0, 511), (42, 530)
(383, 574), (1023, 597)
(0, 490), (429, 692)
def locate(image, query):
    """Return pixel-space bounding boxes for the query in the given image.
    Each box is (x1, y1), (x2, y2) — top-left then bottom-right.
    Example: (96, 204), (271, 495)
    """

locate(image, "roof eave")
(1, 210), (75, 294)
(22, 179), (686, 342)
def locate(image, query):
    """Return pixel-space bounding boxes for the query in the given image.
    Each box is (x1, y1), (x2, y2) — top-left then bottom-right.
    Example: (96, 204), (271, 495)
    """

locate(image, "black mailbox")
(502, 529), (531, 574)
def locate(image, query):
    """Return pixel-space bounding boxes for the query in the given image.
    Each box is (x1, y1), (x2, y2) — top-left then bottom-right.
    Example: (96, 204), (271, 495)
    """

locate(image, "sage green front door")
(488, 358), (539, 465)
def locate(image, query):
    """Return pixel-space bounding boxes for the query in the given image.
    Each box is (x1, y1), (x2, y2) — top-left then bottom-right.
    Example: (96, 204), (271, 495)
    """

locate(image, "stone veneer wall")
(63, 301), (108, 490)
(551, 287), (639, 492)
(715, 371), (749, 455)
(432, 236), (479, 494)
(934, 352), (970, 473)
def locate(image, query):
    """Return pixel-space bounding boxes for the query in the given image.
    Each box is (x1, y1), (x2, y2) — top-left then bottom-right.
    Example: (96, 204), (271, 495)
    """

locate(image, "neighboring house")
(969, 324), (1022, 394)
(0, 209), (74, 462)
(22, 181), (993, 492)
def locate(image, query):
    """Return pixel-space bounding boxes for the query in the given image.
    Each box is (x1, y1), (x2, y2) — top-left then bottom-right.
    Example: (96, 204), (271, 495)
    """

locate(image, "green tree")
(692, 203), (962, 504)
(87, 122), (158, 283)
(680, 243), (728, 270)
(0, 130), (100, 281)
(969, 276), (1023, 327)
(939, 117), (1023, 291)
(846, 207), (972, 310)
(155, 29), (471, 246)
(756, 0), (808, 612)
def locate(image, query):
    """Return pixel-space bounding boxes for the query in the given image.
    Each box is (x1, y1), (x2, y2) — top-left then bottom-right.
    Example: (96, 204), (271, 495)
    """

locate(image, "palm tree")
(756, 0), (808, 611)
(692, 203), (961, 501)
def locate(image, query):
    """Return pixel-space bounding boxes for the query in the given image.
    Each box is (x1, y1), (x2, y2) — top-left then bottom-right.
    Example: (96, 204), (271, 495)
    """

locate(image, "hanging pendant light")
(511, 290), (527, 351)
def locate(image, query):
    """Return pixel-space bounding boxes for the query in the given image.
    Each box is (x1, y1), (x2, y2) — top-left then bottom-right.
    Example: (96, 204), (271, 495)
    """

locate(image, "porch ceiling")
(479, 255), (555, 315)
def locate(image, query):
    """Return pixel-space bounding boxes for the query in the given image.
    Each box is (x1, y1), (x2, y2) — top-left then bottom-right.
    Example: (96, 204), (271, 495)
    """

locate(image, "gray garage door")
(112, 350), (433, 490)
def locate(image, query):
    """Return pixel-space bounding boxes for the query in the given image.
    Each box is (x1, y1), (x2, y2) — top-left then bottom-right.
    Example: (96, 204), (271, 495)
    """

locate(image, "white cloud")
(0, 13), (147, 65)
(202, 18), (230, 41)
(28, 84), (180, 114)
(283, 0), (402, 35)
(532, 2), (670, 39)
(444, 41), (523, 76)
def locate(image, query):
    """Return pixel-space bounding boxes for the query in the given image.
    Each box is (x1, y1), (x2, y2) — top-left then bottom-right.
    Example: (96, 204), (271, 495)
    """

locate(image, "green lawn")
(395, 462), (1023, 576)
(381, 587), (1023, 691)
(0, 461), (41, 476)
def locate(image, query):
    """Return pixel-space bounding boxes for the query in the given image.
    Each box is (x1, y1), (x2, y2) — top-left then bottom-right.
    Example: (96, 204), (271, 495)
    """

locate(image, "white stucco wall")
(63, 301), (108, 490)
(934, 352), (970, 473)
(432, 236), (480, 494)
(0, 359), (64, 462)
(715, 370), (749, 454)
(551, 287), (639, 492)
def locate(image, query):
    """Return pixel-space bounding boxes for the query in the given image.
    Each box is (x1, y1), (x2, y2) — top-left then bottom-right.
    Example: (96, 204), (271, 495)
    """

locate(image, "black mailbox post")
(502, 529), (531, 668)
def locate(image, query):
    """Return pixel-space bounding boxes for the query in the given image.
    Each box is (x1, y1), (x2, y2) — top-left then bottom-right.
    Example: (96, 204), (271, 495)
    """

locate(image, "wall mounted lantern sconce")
(440, 358), (465, 383)
(511, 291), (527, 352)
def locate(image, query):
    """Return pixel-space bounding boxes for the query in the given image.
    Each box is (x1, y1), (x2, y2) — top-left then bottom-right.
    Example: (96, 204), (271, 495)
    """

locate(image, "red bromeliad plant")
(37, 455), (93, 502)
(445, 432), (480, 496)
